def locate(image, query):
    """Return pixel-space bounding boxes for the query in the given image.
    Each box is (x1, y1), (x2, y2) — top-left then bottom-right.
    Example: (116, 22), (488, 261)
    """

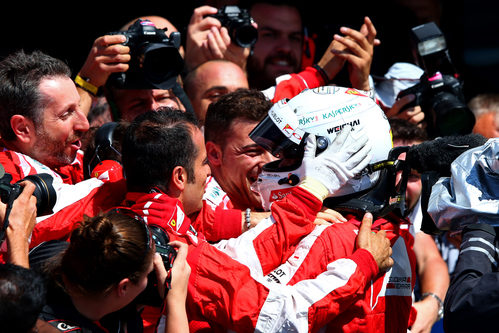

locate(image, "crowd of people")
(0, 1), (497, 333)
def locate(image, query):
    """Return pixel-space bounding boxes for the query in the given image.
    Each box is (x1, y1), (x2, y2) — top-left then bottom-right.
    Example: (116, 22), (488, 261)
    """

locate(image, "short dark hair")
(390, 118), (428, 144)
(0, 263), (47, 332)
(204, 88), (271, 146)
(122, 108), (199, 192)
(0, 49), (71, 141)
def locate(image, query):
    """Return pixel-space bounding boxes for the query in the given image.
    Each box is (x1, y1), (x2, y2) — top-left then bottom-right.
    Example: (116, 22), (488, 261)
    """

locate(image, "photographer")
(77, 17), (189, 123)
(375, 62), (427, 127)
(184, 3), (379, 98)
(0, 180), (64, 333)
(425, 138), (499, 332)
(37, 210), (190, 333)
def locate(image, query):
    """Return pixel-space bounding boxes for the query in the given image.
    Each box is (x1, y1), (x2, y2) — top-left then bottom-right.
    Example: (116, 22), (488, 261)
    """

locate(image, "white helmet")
(250, 86), (393, 211)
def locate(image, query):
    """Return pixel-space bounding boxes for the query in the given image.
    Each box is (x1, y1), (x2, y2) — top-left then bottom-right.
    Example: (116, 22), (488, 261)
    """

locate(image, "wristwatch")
(422, 292), (444, 321)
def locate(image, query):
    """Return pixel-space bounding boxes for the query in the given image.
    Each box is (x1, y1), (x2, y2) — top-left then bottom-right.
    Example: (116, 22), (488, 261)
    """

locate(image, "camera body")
(398, 21), (475, 138)
(0, 164), (56, 241)
(107, 19), (184, 90)
(136, 225), (177, 307)
(210, 5), (258, 48)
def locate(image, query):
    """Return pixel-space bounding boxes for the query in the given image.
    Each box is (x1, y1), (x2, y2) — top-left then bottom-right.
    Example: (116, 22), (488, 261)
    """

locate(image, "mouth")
(266, 55), (297, 71)
(70, 139), (82, 150)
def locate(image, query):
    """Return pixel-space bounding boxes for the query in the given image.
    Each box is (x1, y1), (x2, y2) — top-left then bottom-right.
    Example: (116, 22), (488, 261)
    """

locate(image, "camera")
(107, 19), (184, 90)
(398, 22), (475, 138)
(0, 164), (56, 217)
(0, 164), (56, 241)
(210, 5), (258, 48)
(136, 224), (177, 307)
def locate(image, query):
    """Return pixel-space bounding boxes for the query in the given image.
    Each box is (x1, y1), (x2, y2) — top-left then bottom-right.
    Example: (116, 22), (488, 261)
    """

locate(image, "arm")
(384, 93), (425, 126)
(76, 34), (131, 116)
(189, 212), (392, 332)
(156, 241), (191, 333)
(328, 16), (378, 91)
(2, 182), (37, 267)
(444, 223), (499, 332)
(410, 232), (449, 333)
(266, 17), (379, 103)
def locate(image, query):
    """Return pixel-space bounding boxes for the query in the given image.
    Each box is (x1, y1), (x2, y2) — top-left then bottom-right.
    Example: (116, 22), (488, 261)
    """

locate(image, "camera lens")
(142, 45), (183, 85)
(22, 173), (56, 216)
(233, 24), (258, 48)
(431, 93), (475, 136)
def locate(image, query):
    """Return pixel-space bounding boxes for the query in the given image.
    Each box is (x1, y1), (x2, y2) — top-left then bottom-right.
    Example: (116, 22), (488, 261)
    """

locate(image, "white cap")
(375, 62), (424, 108)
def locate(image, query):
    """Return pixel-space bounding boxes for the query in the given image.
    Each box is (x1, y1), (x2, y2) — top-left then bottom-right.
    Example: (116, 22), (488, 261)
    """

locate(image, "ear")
(116, 278), (130, 297)
(205, 141), (222, 167)
(10, 115), (35, 144)
(170, 165), (188, 192)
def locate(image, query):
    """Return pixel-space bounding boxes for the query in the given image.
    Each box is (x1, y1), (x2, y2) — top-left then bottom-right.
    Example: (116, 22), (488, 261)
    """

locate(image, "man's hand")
(1, 181), (37, 267)
(299, 125), (372, 200)
(410, 297), (441, 333)
(243, 211), (271, 231)
(318, 16), (378, 90)
(78, 34), (131, 89)
(332, 16), (377, 91)
(185, 5), (251, 71)
(386, 93), (426, 126)
(356, 212), (393, 272)
(314, 207), (347, 225)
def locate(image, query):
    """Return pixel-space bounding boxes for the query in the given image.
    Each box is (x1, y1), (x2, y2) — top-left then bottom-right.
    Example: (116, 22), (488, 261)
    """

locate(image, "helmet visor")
(249, 115), (303, 159)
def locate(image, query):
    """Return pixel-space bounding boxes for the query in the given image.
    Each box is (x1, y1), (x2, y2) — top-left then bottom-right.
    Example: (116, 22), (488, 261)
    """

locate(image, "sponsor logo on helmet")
(322, 103), (359, 120)
(298, 115), (319, 126)
(270, 109), (283, 124)
(345, 88), (368, 97)
(326, 119), (361, 134)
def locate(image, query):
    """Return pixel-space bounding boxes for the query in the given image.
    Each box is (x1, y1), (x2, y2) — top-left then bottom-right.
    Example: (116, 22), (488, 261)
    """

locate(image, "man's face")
(189, 61), (248, 126)
(183, 126), (211, 216)
(212, 119), (276, 210)
(31, 76), (89, 169)
(113, 88), (183, 121)
(248, 3), (303, 89)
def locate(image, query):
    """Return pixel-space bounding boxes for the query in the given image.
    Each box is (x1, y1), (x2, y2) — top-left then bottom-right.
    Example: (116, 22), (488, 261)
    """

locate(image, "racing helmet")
(250, 86), (394, 212)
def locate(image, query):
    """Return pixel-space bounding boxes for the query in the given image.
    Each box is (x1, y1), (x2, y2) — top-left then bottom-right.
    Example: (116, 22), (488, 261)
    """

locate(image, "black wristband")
(313, 64), (329, 83)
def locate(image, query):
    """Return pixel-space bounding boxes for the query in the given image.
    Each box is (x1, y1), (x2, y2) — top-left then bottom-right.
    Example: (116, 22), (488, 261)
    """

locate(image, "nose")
(74, 109), (90, 132)
(275, 35), (294, 52)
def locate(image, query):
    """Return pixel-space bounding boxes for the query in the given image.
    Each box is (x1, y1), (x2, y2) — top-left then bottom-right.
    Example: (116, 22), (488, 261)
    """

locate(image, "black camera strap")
(0, 194), (16, 243)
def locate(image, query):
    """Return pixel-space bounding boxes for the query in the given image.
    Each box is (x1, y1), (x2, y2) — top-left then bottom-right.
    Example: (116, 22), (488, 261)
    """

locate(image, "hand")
(410, 298), (441, 333)
(356, 212), (393, 272)
(78, 34), (131, 89)
(386, 94), (426, 126)
(314, 207), (347, 225)
(185, 6), (250, 71)
(243, 211), (271, 231)
(155, 241), (190, 302)
(1, 181), (37, 267)
(159, 240), (190, 333)
(185, 6), (222, 70)
(300, 125), (372, 198)
(331, 16), (377, 91)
